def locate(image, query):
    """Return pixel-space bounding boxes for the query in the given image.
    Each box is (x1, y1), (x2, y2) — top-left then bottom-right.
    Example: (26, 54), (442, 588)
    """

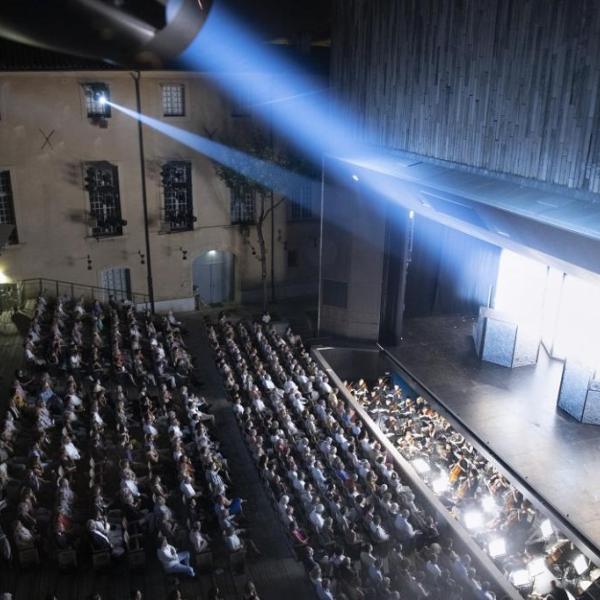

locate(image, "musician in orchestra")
(546, 580), (569, 600)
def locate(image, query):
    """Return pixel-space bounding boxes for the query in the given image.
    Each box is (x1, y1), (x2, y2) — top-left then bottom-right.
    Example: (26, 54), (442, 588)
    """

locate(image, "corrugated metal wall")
(331, 0), (600, 194)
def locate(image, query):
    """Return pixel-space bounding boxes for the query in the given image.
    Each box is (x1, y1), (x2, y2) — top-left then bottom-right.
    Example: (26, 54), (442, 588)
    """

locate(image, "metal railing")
(9, 278), (150, 310)
(311, 345), (522, 600)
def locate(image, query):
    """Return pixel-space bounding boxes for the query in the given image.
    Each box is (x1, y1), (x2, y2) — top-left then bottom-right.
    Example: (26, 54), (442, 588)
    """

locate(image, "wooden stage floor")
(386, 314), (600, 552)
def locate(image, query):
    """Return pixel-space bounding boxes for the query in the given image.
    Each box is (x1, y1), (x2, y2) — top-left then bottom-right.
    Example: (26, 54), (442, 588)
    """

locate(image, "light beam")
(106, 99), (313, 202)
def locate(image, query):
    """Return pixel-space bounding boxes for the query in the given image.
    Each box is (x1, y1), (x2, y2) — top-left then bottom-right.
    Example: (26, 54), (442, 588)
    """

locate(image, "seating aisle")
(179, 313), (315, 600)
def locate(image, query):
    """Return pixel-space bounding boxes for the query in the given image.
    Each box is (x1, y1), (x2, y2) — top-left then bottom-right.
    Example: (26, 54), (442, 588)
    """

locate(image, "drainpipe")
(132, 71), (155, 313)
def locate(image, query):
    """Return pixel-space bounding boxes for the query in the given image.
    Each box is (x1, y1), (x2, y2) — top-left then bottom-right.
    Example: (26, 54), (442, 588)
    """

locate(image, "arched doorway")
(192, 250), (234, 306)
(100, 267), (131, 302)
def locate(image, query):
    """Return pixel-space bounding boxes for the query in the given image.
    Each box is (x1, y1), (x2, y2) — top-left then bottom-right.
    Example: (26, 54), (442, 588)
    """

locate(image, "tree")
(213, 129), (316, 311)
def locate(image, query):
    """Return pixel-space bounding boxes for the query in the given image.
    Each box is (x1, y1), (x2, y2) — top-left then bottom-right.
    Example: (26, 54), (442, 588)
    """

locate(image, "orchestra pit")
(1, 1), (600, 599)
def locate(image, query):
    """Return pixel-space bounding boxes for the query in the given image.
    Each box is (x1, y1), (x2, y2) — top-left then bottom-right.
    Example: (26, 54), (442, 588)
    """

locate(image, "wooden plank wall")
(330, 0), (600, 194)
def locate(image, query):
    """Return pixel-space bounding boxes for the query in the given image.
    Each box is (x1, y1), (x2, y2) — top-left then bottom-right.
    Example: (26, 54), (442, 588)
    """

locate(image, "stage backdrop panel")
(405, 217), (500, 318)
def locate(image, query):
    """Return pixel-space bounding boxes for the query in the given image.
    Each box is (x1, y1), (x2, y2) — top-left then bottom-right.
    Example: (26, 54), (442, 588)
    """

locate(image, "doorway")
(192, 250), (234, 306)
(100, 267), (131, 302)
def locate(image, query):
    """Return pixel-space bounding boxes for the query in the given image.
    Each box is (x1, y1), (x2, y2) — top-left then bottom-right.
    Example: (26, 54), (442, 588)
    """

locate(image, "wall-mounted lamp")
(138, 250), (146, 265)
(86, 255), (93, 271)
(179, 247), (188, 261)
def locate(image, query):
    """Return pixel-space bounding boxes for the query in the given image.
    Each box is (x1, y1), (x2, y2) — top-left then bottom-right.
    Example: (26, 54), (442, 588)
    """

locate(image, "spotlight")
(0, 0), (212, 68)
(432, 476), (449, 494)
(510, 569), (532, 588)
(540, 519), (554, 539)
(464, 510), (484, 531)
(0, 271), (10, 284)
(351, 174), (360, 182)
(98, 95), (107, 106)
(411, 458), (430, 475)
(573, 554), (589, 576)
(481, 496), (498, 514)
(488, 538), (506, 559)
(408, 210), (415, 219)
(527, 557), (547, 577)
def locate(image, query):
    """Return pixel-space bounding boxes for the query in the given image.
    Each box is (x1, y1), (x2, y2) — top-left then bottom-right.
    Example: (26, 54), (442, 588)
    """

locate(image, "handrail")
(14, 277), (150, 307)
(20, 277), (148, 299)
(375, 343), (600, 566)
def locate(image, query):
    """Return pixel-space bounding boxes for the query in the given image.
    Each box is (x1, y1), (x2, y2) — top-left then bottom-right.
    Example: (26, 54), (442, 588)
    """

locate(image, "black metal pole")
(132, 71), (155, 313)
(270, 190), (275, 303)
(269, 99), (276, 305)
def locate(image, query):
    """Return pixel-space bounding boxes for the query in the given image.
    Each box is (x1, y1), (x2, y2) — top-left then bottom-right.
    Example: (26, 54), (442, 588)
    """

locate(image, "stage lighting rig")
(0, 0), (212, 67)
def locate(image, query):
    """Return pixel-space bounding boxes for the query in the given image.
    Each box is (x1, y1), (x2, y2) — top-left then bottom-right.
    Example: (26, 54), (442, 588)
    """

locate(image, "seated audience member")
(189, 521), (210, 553)
(156, 536), (196, 578)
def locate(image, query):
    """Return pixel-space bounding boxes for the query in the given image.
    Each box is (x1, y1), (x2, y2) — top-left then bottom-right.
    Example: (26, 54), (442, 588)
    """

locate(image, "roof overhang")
(328, 147), (600, 283)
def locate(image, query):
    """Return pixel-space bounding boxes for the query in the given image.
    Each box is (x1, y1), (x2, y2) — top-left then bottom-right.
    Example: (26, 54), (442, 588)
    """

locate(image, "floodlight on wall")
(0, 0), (212, 68)
(86, 255), (93, 271)
(138, 251), (146, 265)
(179, 247), (188, 261)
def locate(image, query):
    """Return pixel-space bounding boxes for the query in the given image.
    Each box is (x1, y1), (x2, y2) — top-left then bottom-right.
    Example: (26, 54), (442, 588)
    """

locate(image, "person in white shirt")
(156, 537), (195, 577)
(283, 378), (298, 394)
(189, 521), (210, 553)
(180, 475), (198, 500)
(122, 474), (140, 498)
(394, 509), (419, 543)
(309, 504), (326, 531)
(426, 555), (442, 579)
(63, 437), (80, 461)
(369, 515), (390, 542)
(252, 396), (266, 413)
(223, 526), (242, 552)
(232, 397), (244, 418)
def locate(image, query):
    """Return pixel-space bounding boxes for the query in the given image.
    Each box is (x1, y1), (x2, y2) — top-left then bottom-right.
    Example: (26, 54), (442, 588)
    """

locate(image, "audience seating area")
(3, 293), (596, 600)
(0, 295), (262, 600)
(207, 315), (501, 600)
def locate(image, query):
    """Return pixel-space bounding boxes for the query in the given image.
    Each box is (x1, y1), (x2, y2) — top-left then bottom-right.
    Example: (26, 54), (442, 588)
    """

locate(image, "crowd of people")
(0, 294), (261, 600)
(3, 291), (593, 600)
(346, 376), (599, 599)
(208, 315), (501, 600)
